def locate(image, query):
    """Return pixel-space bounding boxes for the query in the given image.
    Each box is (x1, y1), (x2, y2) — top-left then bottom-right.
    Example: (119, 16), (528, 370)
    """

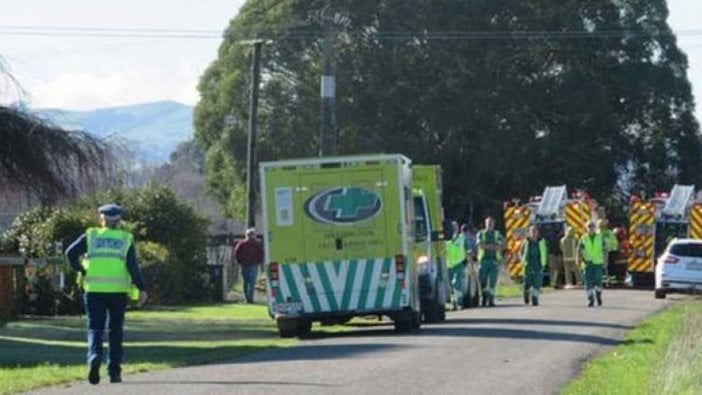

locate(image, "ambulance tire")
(424, 290), (445, 323)
(297, 320), (313, 338)
(394, 311), (420, 333)
(393, 317), (412, 333)
(276, 318), (299, 338)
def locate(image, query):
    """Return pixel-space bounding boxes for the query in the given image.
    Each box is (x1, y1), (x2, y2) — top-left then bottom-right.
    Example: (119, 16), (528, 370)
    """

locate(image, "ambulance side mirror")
(431, 231), (447, 242)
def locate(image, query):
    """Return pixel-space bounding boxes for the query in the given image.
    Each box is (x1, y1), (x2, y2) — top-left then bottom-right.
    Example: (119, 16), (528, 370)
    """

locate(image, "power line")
(3, 25), (702, 41)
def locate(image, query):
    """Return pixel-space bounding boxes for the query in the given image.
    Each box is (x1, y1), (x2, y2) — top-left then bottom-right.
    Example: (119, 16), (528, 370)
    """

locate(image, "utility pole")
(246, 40), (263, 229)
(320, 7), (337, 157)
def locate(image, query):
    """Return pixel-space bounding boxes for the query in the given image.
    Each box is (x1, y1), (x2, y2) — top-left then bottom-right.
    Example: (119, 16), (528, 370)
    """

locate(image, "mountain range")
(41, 101), (194, 164)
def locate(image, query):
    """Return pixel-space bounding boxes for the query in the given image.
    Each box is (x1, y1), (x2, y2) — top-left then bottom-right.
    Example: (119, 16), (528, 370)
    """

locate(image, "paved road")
(31, 289), (675, 395)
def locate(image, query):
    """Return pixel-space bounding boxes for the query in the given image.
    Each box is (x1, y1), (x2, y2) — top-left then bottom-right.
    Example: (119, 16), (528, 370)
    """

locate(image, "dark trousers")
(84, 292), (128, 378)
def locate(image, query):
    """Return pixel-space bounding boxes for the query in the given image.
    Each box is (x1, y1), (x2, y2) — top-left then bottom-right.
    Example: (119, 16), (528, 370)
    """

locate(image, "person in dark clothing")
(234, 228), (264, 303)
(521, 225), (548, 306)
(540, 222), (564, 288)
(65, 204), (147, 385)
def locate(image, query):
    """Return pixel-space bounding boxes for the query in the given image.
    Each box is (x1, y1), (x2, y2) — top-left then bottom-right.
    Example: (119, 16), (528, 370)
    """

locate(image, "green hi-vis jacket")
(446, 233), (467, 268)
(82, 227), (133, 293)
(477, 230), (503, 262)
(579, 233), (605, 265)
(521, 238), (548, 268)
(599, 229), (619, 252)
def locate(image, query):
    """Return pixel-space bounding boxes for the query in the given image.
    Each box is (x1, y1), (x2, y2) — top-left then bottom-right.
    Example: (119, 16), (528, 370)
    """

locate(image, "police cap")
(98, 203), (123, 219)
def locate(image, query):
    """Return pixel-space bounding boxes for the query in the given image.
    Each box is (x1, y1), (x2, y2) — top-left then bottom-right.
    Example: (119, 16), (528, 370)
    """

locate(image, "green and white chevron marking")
(269, 258), (408, 315)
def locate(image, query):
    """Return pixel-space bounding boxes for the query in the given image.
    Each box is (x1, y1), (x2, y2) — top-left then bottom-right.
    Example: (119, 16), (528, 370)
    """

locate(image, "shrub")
(2, 184), (211, 311)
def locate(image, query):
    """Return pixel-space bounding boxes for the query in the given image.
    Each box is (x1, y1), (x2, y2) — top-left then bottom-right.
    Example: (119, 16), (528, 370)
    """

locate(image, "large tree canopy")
(0, 106), (112, 202)
(195, 0), (701, 222)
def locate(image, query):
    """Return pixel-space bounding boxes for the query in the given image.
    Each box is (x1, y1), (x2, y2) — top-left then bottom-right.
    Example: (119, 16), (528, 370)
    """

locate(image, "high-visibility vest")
(580, 234), (605, 265)
(446, 234), (467, 268)
(82, 227), (133, 293)
(599, 230), (618, 252)
(521, 238), (548, 268)
(477, 230), (503, 262)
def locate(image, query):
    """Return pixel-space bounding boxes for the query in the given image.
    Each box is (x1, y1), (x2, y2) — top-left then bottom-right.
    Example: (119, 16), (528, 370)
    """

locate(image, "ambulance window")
(413, 197), (428, 240)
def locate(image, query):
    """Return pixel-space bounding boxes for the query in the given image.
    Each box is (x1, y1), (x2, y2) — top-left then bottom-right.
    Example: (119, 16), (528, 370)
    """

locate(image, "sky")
(0, 0), (701, 118)
(0, 0), (245, 110)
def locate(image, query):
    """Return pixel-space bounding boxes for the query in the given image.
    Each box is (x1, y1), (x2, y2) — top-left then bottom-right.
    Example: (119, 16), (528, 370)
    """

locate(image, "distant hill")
(41, 101), (194, 164)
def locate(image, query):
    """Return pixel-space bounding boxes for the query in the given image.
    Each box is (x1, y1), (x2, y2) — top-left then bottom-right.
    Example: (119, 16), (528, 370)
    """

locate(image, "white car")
(654, 238), (702, 299)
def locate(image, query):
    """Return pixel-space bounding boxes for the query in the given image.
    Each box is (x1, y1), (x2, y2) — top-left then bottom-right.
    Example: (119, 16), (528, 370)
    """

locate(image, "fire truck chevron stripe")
(272, 258), (404, 314)
(690, 205), (702, 239)
(509, 261), (521, 277)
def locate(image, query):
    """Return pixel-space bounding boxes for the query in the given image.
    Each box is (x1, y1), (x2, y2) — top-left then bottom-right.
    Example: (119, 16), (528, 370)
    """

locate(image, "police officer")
(477, 216), (504, 307)
(65, 204), (148, 385)
(521, 225), (548, 306)
(446, 221), (467, 310)
(577, 220), (605, 307)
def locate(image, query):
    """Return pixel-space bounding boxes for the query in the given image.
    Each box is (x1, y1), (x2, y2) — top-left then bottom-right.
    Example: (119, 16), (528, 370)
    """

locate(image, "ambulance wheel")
(654, 289), (666, 299)
(276, 317), (298, 338)
(394, 311), (418, 333)
(393, 317), (412, 333)
(297, 320), (313, 338)
(424, 292), (445, 323)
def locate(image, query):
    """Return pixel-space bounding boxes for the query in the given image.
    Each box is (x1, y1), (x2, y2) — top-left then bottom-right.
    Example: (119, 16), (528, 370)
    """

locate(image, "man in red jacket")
(234, 229), (264, 303)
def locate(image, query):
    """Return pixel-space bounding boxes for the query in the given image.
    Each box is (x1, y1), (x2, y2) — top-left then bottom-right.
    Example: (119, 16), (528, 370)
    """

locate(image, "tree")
(195, 0), (701, 222)
(0, 106), (113, 203)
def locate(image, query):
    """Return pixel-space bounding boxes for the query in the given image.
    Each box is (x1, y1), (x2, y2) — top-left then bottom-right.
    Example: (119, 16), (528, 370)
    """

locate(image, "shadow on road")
(444, 318), (633, 330)
(126, 380), (338, 388)
(235, 342), (409, 364)
(421, 326), (649, 346)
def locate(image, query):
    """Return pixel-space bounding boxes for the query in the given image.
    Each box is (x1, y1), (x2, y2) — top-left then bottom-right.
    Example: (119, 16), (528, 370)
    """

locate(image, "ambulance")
(259, 154), (424, 337)
(412, 165), (448, 323)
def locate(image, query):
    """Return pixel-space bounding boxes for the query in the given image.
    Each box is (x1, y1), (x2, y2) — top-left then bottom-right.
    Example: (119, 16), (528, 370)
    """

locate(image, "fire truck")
(627, 184), (702, 287)
(503, 186), (595, 283)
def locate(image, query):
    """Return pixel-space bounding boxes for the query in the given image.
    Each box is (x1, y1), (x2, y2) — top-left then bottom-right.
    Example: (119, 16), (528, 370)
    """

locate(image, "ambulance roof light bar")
(537, 185), (567, 218)
(662, 184), (695, 217)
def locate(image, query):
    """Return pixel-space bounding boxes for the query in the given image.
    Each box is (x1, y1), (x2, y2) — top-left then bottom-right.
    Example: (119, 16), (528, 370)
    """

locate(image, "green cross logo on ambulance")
(304, 187), (382, 224)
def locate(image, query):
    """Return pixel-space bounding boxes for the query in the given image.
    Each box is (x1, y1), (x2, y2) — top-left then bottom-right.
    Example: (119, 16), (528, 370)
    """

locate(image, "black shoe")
(532, 296), (539, 306)
(110, 376), (122, 383)
(88, 359), (101, 385)
(488, 296), (495, 307)
(524, 292), (530, 305)
(587, 297), (594, 307)
(596, 291), (602, 306)
(481, 297), (487, 307)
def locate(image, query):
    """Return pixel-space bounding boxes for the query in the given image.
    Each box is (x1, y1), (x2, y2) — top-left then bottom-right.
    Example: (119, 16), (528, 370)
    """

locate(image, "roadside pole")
(246, 40), (263, 229)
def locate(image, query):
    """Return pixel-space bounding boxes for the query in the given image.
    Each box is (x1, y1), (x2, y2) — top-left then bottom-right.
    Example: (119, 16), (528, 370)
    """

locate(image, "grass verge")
(0, 303), (295, 394)
(562, 299), (702, 395)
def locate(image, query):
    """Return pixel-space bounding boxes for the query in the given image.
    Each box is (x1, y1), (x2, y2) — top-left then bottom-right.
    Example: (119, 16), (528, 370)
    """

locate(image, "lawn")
(562, 298), (702, 395)
(0, 303), (295, 394)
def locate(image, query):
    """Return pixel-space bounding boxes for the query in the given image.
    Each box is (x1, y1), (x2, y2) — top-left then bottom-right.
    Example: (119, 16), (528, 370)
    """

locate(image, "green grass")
(496, 282), (525, 298)
(562, 299), (702, 395)
(0, 303), (295, 395)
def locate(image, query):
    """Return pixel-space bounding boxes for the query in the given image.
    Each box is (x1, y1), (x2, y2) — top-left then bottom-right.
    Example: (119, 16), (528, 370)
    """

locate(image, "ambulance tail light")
(395, 254), (405, 282)
(269, 262), (279, 280)
(269, 262), (280, 295)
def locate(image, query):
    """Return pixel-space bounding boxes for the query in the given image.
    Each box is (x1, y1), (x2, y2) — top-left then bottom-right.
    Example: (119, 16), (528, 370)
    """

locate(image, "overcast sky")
(1, 0), (701, 120)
